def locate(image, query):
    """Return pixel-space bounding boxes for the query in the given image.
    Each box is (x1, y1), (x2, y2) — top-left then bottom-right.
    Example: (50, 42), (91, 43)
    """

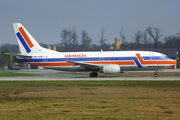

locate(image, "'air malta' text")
(64, 54), (87, 58)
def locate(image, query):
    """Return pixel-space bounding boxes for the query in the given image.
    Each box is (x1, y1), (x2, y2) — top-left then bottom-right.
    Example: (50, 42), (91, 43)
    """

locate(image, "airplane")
(11, 23), (176, 77)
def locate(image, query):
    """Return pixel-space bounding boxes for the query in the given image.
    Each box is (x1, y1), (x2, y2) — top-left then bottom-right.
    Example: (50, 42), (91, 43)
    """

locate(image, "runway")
(0, 69), (180, 81)
(0, 76), (180, 81)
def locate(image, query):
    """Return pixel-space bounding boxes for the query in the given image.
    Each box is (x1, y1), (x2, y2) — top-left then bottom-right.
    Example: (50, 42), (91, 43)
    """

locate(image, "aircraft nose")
(172, 60), (177, 65)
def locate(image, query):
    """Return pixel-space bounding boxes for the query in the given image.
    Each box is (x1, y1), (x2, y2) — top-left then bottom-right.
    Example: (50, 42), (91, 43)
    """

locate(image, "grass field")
(0, 81), (180, 120)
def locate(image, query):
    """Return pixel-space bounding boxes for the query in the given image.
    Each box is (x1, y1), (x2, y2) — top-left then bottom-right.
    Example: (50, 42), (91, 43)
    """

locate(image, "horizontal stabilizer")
(5, 53), (32, 57)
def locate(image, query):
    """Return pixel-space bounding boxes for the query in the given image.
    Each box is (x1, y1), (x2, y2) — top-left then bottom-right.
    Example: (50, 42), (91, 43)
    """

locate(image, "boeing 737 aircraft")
(12, 23), (176, 77)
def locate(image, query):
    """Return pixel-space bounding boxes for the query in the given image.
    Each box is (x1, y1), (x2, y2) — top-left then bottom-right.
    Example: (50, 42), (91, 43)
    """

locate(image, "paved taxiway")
(0, 69), (180, 81)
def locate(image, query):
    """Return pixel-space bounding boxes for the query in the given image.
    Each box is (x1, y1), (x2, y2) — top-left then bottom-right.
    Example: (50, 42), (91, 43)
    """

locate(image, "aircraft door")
(149, 54), (155, 63)
(43, 56), (48, 65)
(100, 57), (103, 64)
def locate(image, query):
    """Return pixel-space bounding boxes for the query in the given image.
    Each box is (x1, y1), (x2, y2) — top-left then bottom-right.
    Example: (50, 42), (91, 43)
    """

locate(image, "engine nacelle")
(100, 65), (121, 74)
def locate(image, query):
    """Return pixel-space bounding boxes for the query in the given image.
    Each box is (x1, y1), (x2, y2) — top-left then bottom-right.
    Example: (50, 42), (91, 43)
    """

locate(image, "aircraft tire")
(90, 73), (94, 77)
(90, 72), (98, 77)
(154, 73), (158, 77)
(94, 72), (98, 77)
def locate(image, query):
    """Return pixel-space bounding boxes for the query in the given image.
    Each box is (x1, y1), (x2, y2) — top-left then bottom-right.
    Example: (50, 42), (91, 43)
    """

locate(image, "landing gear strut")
(90, 71), (98, 77)
(154, 71), (158, 77)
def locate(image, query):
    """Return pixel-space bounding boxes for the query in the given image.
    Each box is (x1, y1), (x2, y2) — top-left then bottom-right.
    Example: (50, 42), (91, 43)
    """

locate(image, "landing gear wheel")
(94, 72), (98, 77)
(90, 72), (98, 77)
(154, 73), (158, 77)
(90, 73), (94, 77)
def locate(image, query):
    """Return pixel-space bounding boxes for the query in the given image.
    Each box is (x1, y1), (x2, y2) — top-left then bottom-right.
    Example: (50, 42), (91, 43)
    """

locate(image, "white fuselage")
(17, 50), (176, 71)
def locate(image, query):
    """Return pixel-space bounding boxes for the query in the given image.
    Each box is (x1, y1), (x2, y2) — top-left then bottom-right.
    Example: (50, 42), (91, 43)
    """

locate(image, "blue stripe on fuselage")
(16, 32), (31, 53)
(134, 59), (142, 68)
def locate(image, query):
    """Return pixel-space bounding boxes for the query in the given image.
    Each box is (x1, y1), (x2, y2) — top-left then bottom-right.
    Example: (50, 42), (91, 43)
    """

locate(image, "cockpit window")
(161, 55), (168, 59)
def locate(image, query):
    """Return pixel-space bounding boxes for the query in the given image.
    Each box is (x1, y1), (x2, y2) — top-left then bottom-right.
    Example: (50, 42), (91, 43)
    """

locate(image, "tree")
(133, 30), (142, 44)
(0, 48), (11, 68)
(60, 28), (72, 49)
(81, 30), (92, 49)
(71, 27), (78, 49)
(81, 30), (87, 49)
(99, 28), (108, 49)
(119, 28), (127, 45)
(164, 35), (177, 48)
(176, 30), (180, 38)
(142, 31), (151, 46)
(146, 27), (163, 48)
(0, 43), (19, 53)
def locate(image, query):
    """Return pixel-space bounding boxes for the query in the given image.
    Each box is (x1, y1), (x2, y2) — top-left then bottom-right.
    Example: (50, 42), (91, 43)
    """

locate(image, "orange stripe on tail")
(19, 27), (34, 48)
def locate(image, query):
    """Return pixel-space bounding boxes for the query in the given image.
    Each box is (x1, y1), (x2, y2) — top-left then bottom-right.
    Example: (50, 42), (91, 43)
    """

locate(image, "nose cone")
(171, 60), (177, 65)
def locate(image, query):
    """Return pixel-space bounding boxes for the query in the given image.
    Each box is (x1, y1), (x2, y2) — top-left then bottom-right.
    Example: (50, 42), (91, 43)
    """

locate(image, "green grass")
(0, 80), (180, 87)
(0, 71), (41, 77)
(0, 81), (180, 119)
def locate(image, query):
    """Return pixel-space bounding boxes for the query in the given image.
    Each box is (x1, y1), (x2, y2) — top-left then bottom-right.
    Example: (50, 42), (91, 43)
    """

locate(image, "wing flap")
(67, 60), (102, 70)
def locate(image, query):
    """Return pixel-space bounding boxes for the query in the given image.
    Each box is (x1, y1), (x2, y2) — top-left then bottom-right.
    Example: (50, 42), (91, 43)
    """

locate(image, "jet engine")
(100, 65), (121, 74)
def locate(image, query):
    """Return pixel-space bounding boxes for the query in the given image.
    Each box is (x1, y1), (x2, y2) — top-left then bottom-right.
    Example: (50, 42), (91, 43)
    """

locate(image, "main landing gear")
(154, 71), (158, 77)
(90, 71), (98, 77)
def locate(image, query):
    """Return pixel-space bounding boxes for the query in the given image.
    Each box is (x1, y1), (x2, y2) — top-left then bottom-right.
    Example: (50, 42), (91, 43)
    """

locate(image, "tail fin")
(13, 23), (42, 54)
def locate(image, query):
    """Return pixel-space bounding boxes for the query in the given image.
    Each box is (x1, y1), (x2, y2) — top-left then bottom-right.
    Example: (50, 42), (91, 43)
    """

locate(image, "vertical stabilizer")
(13, 23), (42, 54)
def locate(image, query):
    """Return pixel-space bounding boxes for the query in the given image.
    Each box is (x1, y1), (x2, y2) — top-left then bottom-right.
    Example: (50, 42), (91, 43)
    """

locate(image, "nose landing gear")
(154, 71), (158, 77)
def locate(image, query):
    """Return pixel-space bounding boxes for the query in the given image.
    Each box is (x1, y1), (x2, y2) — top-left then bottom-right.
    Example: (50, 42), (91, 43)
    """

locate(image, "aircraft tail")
(13, 23), (43, 55)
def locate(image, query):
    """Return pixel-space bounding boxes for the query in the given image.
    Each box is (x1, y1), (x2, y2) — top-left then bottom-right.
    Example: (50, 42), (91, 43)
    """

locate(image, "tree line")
(59, 27), (108, 50)
(59, 27), (180, 51)
(0, 27), (180, 68)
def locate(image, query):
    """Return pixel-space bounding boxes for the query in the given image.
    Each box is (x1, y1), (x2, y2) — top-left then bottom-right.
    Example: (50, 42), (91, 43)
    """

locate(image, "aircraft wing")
(5, 53), (32, 57)
(67, 60), (102, 70)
